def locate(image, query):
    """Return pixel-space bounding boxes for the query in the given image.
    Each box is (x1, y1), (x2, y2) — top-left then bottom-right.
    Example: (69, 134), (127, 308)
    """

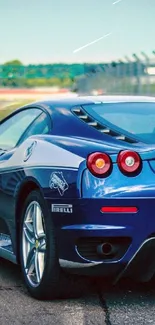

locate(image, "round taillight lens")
(117, 150), (141, 173)
(87, 152), (112, 177)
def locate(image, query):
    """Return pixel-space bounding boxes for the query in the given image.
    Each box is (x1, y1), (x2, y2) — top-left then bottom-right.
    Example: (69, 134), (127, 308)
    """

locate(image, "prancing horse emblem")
(24, 141), (37, 162)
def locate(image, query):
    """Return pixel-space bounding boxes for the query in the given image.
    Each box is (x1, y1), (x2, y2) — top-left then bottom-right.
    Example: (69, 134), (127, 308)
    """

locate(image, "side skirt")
(0, 234), (17, 264)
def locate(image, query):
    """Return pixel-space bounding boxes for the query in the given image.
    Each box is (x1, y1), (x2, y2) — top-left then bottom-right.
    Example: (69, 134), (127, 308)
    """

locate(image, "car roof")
(31, 95), (155, 109)
(13, 95), (155, 147)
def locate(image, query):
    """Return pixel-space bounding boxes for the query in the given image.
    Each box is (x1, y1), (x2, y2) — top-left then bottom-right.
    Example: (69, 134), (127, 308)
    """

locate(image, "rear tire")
(20, 190), (65, 300)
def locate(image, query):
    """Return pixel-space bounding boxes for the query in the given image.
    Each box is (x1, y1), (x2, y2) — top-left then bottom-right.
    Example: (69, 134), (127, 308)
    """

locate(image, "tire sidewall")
(20, 190), (60, 299)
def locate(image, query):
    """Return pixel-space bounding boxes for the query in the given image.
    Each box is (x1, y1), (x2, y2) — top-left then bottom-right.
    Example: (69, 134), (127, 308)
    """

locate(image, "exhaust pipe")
(97, 242), (119, 257)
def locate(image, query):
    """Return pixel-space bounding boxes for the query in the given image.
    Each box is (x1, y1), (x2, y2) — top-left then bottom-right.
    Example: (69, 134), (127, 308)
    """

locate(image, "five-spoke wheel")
(20, 190), (61, 300)
(22, 201), (46, 287)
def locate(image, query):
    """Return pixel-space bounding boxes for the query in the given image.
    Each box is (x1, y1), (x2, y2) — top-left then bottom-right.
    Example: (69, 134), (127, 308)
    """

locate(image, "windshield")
(83, 102), (155, 144)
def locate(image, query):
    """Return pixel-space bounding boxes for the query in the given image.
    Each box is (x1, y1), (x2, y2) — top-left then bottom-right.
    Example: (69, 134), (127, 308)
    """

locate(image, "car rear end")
(77, 146), (155, 280)
(59, 99), (155, 282)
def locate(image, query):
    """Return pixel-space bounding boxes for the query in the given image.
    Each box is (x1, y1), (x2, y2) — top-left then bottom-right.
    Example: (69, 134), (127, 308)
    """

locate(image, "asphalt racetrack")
(0, 258), (155, 325)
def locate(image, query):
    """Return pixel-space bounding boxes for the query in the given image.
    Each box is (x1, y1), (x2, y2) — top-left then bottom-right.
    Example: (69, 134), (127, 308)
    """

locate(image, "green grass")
(0, 100), (34, 120)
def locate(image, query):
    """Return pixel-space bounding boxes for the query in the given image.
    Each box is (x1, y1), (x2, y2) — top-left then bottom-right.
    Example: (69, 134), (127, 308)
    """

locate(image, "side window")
(20, 112), (50, 143)
(0, 108), (42, 149)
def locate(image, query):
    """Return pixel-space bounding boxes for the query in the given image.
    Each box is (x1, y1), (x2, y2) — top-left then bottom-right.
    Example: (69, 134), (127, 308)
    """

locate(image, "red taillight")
(101, 206), (138, 213)
(117, 150), (141, 174)
(87, 152), (112, 177)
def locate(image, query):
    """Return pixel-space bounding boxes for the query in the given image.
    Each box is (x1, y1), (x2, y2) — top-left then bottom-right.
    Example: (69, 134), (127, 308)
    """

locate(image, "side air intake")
(72, 107), (138, 144)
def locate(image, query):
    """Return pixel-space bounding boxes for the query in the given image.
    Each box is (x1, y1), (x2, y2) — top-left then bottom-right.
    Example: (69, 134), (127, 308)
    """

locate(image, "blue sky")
(0, 0), (154, 64)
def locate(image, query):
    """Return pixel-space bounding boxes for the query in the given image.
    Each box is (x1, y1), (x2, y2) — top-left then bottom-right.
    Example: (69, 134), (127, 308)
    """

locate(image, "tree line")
(0, 59), (146, 88)
(0, 59), (104, 88)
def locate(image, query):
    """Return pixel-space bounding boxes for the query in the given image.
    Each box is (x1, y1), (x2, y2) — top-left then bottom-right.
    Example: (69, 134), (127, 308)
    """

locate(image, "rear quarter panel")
(82, 161), (155, 198)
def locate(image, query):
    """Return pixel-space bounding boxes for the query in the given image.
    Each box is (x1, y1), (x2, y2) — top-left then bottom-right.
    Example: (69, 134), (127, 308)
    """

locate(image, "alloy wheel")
(22, 201), (46, 287)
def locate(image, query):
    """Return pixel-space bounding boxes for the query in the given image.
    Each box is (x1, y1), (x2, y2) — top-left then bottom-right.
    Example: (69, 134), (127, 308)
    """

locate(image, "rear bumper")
(46, 196), (155, 282)
(60, 237), (155, 283)
(116, 237), (155, 283)
(59, 258), (125, 278)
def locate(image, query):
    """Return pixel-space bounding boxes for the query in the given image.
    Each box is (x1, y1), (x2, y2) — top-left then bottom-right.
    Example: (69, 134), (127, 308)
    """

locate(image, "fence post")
(141, 52), (150, 95)
(132, 54), (142, 95)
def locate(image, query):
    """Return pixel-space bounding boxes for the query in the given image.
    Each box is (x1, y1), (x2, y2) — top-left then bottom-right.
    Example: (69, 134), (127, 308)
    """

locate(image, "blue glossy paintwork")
(45, 195), (155, 264)
(46, 166), (152, 268)
(82, 161), (155, 198)
(1, 96), (155, 280)
(0, 166), (79, 255)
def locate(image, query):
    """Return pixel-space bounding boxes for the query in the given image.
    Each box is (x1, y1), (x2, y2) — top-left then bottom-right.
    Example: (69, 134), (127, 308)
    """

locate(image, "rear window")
(83, 102), (155, 144)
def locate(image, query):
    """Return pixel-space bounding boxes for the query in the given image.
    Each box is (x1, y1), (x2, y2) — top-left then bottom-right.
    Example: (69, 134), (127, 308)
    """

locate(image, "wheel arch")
(15, 177), (43, 263)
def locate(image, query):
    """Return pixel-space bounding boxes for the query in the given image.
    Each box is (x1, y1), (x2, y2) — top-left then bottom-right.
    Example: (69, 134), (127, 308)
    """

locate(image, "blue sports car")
(1, 95), (155, 299)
